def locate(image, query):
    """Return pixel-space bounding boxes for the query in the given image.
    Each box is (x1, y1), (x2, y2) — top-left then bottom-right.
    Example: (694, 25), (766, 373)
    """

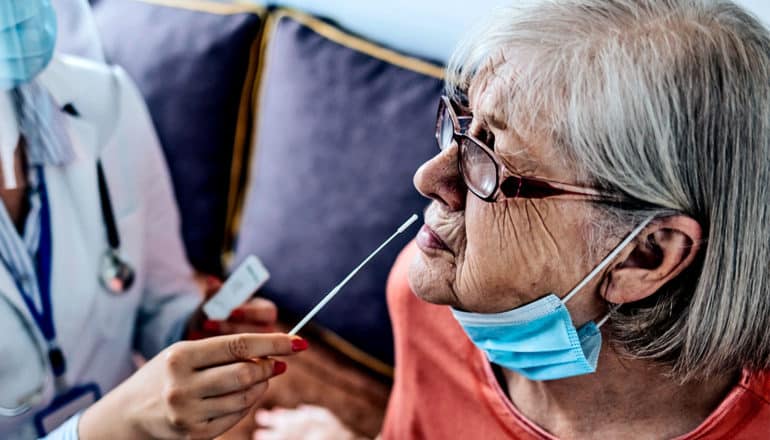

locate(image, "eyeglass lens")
(460, 138), (498, 198)
(437, 102), (499, 199)
(439, 106), (454, 151)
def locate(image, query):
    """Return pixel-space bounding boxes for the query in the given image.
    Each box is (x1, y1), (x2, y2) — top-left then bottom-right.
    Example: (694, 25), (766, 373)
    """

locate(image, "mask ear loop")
(596, 304), (620, 328)
(561, 215), (657, 306)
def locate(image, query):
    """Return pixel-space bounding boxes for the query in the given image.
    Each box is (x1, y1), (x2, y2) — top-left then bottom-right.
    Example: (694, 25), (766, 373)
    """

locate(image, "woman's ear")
(603, 215), (702, 304)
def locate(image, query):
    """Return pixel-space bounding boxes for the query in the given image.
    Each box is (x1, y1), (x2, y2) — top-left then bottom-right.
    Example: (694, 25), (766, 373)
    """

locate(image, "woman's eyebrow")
(498, 145), (537, 174)
(491, 121), (540, 173)
(475, 110), (508, 131)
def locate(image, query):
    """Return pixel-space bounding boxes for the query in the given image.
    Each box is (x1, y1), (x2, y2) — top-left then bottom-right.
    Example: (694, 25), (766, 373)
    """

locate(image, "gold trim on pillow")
(274, 8), (444, 79)
(223, 33), (262, 261)
(222, 8), (279, 267)
(317, 327), (396, 378)
(133, 0), (264, 16)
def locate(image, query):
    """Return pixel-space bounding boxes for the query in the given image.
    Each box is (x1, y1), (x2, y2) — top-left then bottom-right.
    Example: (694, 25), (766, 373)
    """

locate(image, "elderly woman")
(254, 0), (770, 438)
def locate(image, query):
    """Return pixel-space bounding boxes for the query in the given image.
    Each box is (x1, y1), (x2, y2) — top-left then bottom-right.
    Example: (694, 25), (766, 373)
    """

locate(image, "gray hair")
(446, 0), (770, 382)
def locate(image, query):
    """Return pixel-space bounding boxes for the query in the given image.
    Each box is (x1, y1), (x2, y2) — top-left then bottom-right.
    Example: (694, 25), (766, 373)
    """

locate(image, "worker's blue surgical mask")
(0, 0), (57, 90)
(451, 217), (654, 381)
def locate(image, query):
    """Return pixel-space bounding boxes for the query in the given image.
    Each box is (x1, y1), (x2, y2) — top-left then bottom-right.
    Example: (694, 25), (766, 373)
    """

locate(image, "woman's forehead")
(464, 47), (552, 133)
(467, 65), (571, 178)
(466, 54), (520, 131)
(468, 78), (510, 131)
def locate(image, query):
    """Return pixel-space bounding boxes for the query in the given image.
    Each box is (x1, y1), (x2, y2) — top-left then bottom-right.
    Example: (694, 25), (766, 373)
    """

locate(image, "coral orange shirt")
(382, 242), (770, 440)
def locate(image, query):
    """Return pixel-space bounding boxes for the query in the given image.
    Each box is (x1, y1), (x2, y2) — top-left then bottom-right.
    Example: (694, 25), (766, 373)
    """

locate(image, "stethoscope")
(96, 160), (136, 294)
(0, 107), (136, 417)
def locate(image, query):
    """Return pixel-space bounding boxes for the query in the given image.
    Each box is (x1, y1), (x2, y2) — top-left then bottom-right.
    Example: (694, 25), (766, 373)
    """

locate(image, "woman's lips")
(416, 224), (450, 252)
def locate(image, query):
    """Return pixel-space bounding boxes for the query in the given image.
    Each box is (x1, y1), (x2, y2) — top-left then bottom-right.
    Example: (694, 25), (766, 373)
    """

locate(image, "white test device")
(288, 213), (420, 336)
(203, 255), (270, 320)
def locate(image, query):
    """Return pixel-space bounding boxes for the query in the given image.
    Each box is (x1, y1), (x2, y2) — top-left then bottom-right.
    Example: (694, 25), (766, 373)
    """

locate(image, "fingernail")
(291, 338), (309, 352)
(203, 320), (220, 332)
(187, 330), (204, 340)
(229, 309), (246, 320)
(273, 360), (287, 375)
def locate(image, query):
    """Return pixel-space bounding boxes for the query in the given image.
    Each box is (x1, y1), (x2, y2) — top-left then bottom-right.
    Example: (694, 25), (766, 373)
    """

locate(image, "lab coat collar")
(35, 56), (101, 161)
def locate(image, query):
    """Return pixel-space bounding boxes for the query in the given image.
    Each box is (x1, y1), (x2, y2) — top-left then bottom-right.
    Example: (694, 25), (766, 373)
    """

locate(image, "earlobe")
(603, 216), (702, 304)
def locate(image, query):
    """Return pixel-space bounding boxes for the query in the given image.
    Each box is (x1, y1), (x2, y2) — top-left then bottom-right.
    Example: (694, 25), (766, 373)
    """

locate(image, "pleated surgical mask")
(0, 0), (57, 90)
(452, 216), (654, 381)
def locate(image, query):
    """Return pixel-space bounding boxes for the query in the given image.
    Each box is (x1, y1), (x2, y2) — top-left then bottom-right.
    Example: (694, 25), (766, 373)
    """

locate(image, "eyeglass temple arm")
(456, 116), (473, 132)
(500, 174), (631, 203)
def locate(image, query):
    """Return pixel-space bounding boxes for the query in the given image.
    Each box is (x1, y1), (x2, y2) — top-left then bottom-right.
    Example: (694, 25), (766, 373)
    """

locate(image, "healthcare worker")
(0, 1), (308, 439)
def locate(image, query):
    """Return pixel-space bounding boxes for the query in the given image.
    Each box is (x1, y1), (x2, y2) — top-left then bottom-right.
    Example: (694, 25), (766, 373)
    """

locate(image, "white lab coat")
(0, 55), (201, 439)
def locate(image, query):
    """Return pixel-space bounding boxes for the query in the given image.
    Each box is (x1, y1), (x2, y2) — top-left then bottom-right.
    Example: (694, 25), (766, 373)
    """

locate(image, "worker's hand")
(187, 276), (279, 339)
(79, 333), (308, 440)
(254, 405), (363, 440)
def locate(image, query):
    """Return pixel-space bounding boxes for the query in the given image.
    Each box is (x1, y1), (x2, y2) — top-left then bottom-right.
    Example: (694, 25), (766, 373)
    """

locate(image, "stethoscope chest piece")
(99, 249), (135, 294)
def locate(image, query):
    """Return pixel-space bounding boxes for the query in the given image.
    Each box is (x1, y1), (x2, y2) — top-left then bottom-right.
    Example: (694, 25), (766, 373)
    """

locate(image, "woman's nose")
(413, 144), (465, 211)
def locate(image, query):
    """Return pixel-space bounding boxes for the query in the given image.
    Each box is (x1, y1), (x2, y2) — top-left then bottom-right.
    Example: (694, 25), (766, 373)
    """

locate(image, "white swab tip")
(397, 214), (420, 233)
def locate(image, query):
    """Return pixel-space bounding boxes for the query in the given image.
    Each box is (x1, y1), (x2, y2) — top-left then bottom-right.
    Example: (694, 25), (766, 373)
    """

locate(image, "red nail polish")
(203, 320), (220, 332)
(291, 338), (309, 352)
(273, 360), (287, 375)
(187, 331), (204, 340)
(229, 309), (246, 320)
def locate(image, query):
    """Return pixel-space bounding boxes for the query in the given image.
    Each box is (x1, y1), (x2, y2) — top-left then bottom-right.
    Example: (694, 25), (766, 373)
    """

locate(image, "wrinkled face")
(408, 75), (611, 316)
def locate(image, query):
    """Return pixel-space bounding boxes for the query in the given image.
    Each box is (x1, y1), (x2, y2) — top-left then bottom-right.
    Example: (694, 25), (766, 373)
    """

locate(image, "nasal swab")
(288, 214), (420, 336)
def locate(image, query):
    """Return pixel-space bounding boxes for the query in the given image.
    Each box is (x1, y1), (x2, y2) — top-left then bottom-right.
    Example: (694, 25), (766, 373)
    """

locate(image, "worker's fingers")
(192, 358), (285, 398)
(180, 333), (306, 369)
(203, 276), (224, 300)
(203, 321), (275, 335)
(197, 381), (269, 420)
(229, 298), (278, 325)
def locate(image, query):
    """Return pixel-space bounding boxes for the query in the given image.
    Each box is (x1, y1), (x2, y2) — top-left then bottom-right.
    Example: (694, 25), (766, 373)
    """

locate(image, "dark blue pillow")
(90, 0), (265, 274)
(232, 9), (443, 368)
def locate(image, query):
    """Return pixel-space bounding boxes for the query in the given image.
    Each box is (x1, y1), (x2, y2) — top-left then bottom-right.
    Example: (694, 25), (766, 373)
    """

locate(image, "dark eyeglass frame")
(435, 95), (627, 204)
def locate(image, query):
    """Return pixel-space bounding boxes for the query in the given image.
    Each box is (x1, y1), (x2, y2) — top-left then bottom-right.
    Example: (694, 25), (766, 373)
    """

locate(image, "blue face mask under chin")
(0, 0), (58, 90)
(451, 216), (654, 381)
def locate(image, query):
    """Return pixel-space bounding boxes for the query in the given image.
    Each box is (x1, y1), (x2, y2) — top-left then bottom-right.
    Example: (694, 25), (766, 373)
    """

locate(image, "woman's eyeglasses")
(435, 95), (625, 204)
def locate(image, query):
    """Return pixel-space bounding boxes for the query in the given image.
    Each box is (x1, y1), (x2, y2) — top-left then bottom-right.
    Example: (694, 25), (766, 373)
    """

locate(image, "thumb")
(203, 275), (224, 300)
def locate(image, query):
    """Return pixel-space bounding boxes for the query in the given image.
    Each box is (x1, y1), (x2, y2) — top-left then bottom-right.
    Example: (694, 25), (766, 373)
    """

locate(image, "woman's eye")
(485, 131), (496, 149)
(473, 127), (495, 149)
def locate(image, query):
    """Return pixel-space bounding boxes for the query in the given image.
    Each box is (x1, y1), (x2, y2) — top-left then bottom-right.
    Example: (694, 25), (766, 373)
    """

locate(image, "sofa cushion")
(90, 0), (265, 274)
(232, 9), (443, 367)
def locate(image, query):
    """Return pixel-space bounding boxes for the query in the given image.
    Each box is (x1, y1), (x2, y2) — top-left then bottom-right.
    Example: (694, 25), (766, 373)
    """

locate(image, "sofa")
(55, 0), (453, 435)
